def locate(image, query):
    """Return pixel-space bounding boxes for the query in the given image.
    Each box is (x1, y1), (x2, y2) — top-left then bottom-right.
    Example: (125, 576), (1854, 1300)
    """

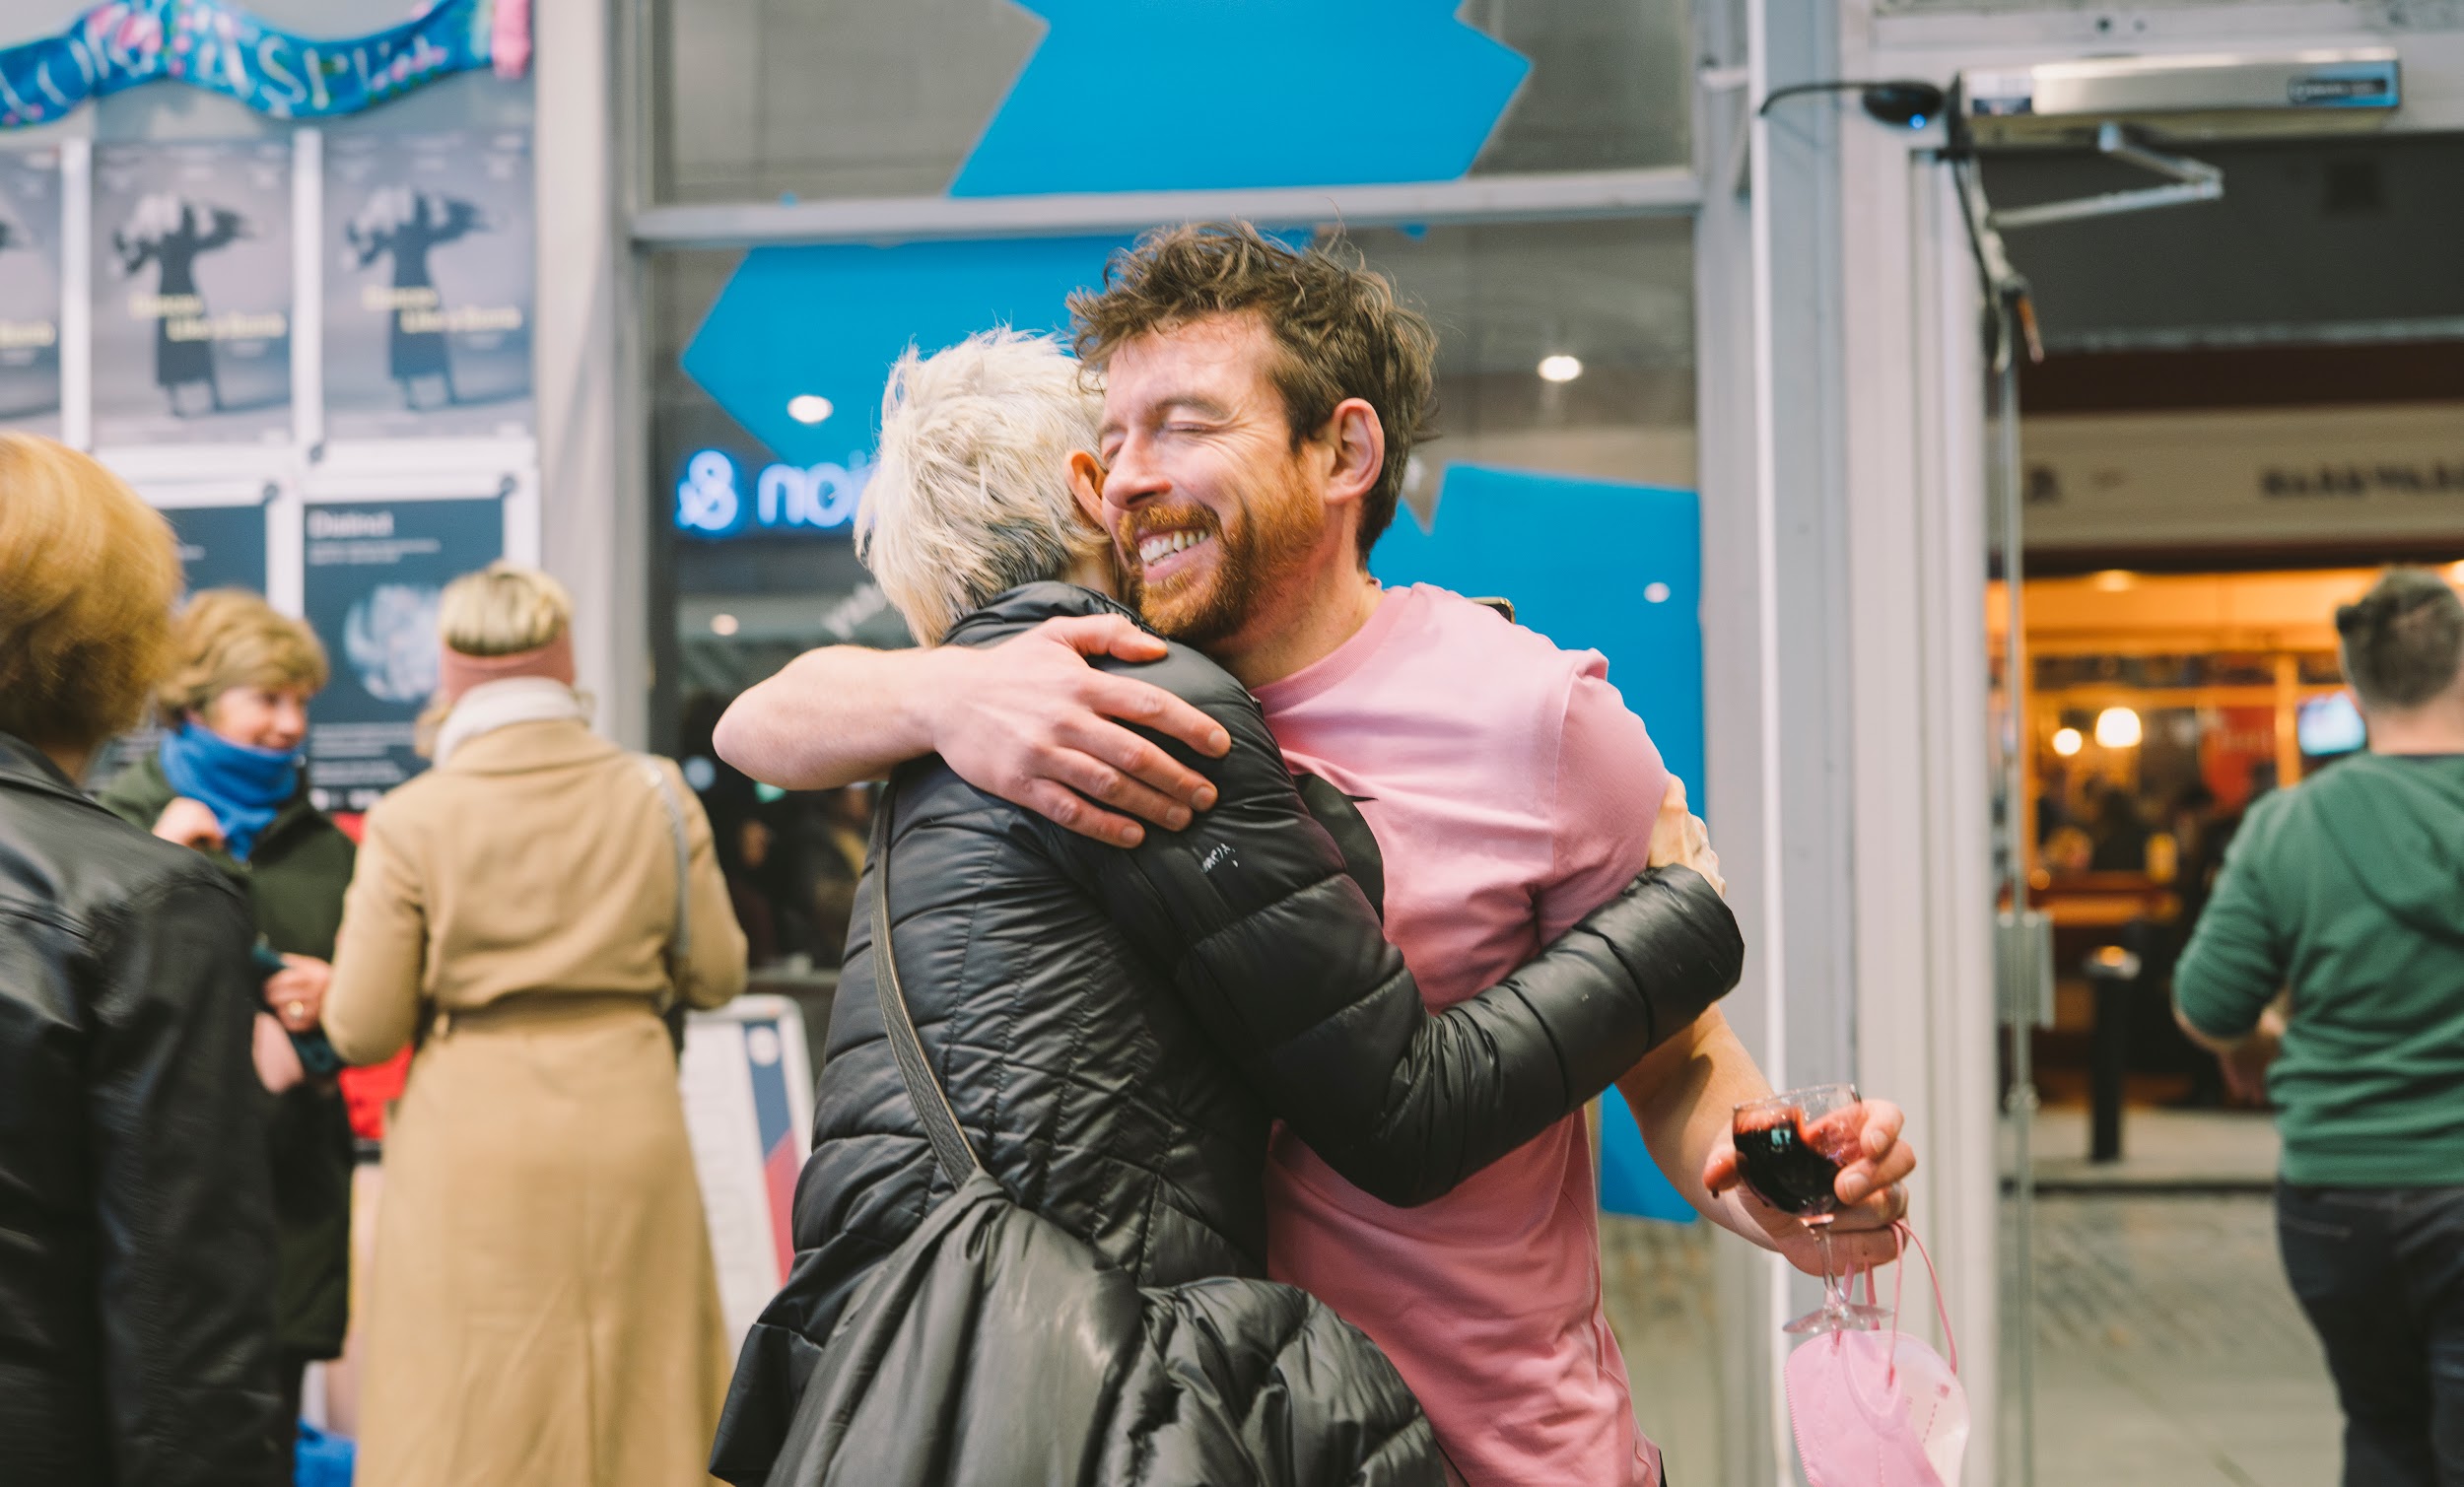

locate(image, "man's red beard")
(1115, 476), (1321, 647)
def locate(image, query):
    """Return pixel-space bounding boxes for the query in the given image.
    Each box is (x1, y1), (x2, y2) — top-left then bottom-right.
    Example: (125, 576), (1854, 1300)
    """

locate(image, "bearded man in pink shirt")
(718, 223), (1917, 1485)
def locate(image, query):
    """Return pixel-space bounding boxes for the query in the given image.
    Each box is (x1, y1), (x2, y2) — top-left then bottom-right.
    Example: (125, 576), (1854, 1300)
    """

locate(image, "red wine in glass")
(1734, 1084), (1884, 1333)
(1733, 1111), (1846, 1219)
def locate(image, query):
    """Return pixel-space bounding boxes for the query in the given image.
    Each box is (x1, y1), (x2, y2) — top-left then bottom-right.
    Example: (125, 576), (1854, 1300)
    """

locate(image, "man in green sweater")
(2175, 567), (2464, 1487)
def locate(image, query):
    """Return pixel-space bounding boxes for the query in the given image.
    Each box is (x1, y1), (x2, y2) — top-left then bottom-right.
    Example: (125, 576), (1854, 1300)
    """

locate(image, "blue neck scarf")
(158, 721), (300, 861)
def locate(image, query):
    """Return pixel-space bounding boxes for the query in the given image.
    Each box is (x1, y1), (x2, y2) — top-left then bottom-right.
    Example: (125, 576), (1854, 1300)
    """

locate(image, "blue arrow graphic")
(952, 1), (1530, 196)
(679, 236), (1131, 468)
(1373, 462), (1703, 1223)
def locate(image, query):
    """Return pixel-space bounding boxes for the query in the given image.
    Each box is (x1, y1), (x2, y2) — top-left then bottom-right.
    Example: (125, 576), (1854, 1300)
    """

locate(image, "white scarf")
(432, 677), (592, 769)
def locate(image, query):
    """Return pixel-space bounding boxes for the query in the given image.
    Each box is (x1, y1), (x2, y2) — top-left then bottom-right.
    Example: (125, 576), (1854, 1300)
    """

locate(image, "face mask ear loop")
(1892, 1218), (1959, 1376)
(1885, 1223), (1908, 1390)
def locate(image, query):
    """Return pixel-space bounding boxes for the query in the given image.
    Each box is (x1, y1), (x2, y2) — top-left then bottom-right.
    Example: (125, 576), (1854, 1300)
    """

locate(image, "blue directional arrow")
(951, 0), (1531, 196)
(679, 236), (1131, 468)
(1373, 462), (1703, 1223)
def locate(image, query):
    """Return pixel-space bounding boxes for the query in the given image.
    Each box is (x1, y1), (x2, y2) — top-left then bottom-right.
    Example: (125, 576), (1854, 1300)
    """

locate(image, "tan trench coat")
(326, 717), (748, 1487)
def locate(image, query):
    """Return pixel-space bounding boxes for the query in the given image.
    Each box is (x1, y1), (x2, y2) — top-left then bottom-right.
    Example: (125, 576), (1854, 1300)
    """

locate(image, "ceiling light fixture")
(2093, 707), (2142, 749)
(787, 394), (834, 425)
(1537, 354), (1584, 384)
(2051, 726), (2083, 757)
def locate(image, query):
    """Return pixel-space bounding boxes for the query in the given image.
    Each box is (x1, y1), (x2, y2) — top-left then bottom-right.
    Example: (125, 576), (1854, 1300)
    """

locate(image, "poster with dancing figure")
(0, 146), (62, 435)
(324, 131), (533, 441)
(91, 139), (292, 445)
(301, 497), (502, 811)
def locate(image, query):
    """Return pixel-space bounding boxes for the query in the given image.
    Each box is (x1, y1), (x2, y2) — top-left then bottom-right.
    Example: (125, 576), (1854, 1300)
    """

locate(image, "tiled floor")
(2019, 1191), (2337, 1487)
(1601, 1186), (2341, 1487)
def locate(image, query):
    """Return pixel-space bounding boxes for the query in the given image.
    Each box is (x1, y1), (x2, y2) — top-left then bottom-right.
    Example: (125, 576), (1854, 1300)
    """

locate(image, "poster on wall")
(0, 146), (61, 436)
(301, 498), (502, 811)
(168, 501), (271, 596)
(87, 496), (275, 784)
(91, 140), (293, 447)
(323, 131), (534, 442)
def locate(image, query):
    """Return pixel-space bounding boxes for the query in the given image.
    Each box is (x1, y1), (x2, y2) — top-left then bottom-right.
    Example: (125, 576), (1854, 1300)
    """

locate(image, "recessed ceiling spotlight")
(711, 613), (740, 636)
(1537, 355), (1584, 384)
(787, 394), (834, 425)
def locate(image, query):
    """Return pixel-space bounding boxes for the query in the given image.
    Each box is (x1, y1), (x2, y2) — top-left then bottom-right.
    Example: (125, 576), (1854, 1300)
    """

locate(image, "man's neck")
(2367, 695), (2464, 756)
(1212, 543), (1385, 690)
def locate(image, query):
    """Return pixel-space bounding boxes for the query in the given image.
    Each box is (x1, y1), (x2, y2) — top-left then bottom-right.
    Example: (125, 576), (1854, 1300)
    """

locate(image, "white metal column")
(535, 0), (646, 746)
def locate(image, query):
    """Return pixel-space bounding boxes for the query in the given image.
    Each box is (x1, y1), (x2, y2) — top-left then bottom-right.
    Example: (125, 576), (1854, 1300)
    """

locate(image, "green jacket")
(97, 754), (359, 1358)
(2175, 752), (2464, 1187)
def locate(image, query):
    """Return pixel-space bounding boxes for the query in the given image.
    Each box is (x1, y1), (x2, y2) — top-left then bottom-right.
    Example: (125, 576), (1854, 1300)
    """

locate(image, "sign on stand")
(680, 995), (814, 1354)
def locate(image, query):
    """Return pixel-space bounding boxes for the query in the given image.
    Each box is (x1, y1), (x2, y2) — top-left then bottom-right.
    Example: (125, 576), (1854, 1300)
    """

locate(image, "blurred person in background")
(2176, 567), (2464, 1487)
(322, 563), (747, 1487)
(0, 432), (286, 1486)
(95, 589), (358, 1452)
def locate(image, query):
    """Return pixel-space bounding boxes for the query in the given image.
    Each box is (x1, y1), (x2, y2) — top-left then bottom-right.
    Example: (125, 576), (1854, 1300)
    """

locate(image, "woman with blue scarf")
(98, 587), (360, 1461)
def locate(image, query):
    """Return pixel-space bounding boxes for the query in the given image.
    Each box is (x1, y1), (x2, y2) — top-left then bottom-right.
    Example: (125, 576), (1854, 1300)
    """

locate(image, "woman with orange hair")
(0, 432), (287, 1484)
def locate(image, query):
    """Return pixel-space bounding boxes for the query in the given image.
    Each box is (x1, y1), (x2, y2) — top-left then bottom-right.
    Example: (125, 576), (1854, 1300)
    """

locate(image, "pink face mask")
(1785, 1224), (1970, 1487)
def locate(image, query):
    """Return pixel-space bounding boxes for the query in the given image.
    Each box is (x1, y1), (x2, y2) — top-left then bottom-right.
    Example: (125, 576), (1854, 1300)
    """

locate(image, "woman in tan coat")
(325, 564), (747, 1487)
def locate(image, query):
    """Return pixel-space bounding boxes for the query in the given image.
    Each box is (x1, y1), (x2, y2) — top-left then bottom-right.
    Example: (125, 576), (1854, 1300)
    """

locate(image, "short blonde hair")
(0, 434), (181, 754)
(856, 329), (1107, 645)
(438, 562), (572, 656)
(158, 588), (329, 724)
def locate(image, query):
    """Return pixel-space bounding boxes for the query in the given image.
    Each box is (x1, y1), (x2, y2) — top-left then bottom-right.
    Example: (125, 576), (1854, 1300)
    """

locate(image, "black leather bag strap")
(867, 783), (986, 1184)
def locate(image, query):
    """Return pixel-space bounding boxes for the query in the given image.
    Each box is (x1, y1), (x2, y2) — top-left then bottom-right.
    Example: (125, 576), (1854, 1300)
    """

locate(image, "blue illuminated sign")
(673, 448), (871, 539)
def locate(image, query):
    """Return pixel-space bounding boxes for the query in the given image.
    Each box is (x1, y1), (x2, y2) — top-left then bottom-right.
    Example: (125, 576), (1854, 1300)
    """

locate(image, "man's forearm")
(714, 645), (943, 789)
(1613, 1006), (1780, 1249)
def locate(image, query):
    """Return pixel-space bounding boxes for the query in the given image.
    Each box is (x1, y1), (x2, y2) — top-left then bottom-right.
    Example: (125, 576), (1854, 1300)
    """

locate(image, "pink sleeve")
(1539, 656), (1673, 944)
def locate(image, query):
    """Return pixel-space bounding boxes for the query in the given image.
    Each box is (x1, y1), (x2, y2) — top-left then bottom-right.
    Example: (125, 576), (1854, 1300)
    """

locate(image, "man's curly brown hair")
(1069, 222), (1436, 561)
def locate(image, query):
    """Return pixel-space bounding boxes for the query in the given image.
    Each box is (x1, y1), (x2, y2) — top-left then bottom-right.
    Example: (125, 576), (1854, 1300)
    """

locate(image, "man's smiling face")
(1090, 312), (1326, 649)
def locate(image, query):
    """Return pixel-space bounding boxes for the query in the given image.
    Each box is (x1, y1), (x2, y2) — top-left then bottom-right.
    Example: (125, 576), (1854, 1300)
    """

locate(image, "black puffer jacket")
(0, 732), (285, 1487)
(713, 585), (1744, 1483)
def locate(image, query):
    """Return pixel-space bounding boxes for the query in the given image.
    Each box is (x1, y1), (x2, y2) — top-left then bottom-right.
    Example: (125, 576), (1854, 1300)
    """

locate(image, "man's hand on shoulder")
(1647, 777), (1723, 897)
(924, 615), (1230, 847)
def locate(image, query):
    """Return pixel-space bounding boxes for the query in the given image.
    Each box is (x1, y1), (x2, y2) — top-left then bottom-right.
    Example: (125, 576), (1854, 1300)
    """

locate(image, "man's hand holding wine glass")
(1704, 1096), (1916, 1283)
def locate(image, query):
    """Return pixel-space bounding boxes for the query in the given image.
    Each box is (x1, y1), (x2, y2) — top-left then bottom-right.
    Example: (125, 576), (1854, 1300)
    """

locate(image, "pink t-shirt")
(1254, 584), (1674, 1487)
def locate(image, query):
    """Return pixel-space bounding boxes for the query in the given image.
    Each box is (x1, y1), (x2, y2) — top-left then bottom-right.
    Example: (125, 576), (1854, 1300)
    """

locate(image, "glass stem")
(1815, 1222), (1842, 1316)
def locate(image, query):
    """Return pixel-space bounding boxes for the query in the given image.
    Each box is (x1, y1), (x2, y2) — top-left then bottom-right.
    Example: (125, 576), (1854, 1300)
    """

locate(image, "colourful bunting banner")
(0, 0), (512, 131)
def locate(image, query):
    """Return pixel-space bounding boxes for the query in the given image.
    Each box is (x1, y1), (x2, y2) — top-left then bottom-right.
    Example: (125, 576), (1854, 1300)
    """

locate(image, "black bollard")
(2084, 943), (2143, 1163)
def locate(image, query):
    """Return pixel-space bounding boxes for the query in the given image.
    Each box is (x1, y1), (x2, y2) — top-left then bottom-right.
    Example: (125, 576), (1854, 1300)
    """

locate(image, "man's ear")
(1318, 398), (1386, 510)
(1067, 450), (1109, 525)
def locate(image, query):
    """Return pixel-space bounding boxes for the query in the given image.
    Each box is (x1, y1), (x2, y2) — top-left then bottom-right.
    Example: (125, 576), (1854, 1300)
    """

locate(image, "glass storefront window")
(649, 0), (1692, 205)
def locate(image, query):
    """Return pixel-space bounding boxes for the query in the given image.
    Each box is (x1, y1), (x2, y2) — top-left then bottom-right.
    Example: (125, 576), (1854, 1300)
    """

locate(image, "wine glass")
(1733, 1083), (1888, 1334)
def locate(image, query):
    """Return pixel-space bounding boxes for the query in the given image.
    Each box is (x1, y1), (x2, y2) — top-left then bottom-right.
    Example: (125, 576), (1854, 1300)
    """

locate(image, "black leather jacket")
(0, 732), (286, 1487)
(713, 585), (1744, 1482)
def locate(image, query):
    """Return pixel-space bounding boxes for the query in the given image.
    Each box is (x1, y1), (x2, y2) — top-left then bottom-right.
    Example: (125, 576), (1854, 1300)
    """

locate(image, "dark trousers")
(274, 1348), (314, 1472)
(2277, 1184), (2464, 1487)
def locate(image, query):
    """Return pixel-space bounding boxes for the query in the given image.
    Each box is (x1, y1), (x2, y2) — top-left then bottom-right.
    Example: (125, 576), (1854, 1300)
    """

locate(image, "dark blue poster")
(81, 498), (272, 787)
(301, 497), (501, 810)
(0, 145), (61, 435)
(166, 501), (268, 595)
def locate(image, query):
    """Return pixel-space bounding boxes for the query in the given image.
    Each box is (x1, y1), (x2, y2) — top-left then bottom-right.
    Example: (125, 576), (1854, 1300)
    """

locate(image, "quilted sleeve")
(1057, 648), (1745, 1208)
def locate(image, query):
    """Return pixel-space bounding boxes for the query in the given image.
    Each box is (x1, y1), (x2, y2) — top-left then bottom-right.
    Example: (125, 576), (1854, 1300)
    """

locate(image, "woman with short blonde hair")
(325, 562), (746, 1487)
(0, 433), (288, 1484)
(99, 583), (363, 1438)
(155, 587), (330, 723)
(856, 327), (1111, 644)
